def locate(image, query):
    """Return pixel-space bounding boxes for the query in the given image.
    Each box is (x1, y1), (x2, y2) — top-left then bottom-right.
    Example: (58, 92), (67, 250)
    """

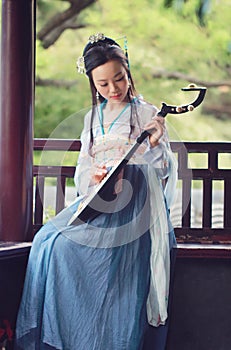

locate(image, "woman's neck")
(103, 94), (137, 111)
(105, 101), (127, 112)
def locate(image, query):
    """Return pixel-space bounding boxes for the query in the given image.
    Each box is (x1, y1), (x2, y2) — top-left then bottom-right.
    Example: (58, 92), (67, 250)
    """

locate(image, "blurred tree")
(37, 0), (212, 49)
(34, 0), (231, 128)
(164, 0), (211, 26)
(37, 0), (97, 48)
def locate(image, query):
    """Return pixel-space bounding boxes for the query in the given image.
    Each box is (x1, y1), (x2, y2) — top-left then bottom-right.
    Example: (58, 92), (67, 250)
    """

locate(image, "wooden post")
(0, 0), (35, 241)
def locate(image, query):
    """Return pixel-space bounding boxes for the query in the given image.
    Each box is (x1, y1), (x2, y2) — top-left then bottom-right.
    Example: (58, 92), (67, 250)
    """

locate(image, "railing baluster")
(224, 178), (231, 228)
(34, 175), (45, 226)
(202, 178), (212, 228)
(56, 175), (66, 214)
(182, 178), (192, 227)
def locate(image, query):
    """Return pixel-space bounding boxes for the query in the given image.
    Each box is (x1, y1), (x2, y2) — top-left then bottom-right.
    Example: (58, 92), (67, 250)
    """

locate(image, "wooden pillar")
(0, 0), (35, 241)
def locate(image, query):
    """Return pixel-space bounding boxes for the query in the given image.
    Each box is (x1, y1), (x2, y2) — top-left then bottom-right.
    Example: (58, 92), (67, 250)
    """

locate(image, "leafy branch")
(36, 76), (78, 89)
(37, 0), (97, 48)
(151, 69), (231, 88)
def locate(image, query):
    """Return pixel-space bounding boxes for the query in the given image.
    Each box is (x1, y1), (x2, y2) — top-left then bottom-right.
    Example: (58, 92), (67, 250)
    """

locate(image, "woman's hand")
(90, 164), (108, 185)
(144, 115), (165, 148)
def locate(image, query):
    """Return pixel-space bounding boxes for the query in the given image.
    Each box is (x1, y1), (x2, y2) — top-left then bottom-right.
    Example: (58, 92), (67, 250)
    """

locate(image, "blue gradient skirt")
(15, 165), (172, 350)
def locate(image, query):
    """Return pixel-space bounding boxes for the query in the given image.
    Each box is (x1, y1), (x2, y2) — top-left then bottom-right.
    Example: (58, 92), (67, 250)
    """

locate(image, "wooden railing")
(33, 139), (80, 233)
(33, 139), (231, 257)
(170, 142), (231, 243)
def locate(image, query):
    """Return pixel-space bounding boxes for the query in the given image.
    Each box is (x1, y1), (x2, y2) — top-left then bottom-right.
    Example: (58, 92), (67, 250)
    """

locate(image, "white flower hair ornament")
(76, 56), (85, 74)
(76, 33), (106, 74)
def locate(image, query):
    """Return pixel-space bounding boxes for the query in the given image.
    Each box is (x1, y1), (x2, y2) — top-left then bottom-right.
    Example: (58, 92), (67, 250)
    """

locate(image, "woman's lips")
(110, 94), (122, 99)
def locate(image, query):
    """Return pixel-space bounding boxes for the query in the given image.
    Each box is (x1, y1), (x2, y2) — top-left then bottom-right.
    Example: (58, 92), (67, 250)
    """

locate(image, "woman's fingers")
(91, 164), (108, 184)
(144, 116), (165, 147)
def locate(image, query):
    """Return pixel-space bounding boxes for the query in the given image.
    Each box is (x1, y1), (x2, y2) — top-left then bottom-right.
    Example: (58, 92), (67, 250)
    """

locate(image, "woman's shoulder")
(134, 96), (158, 121)
(83, 107), (97, 129)
(83, 108), (93, 120)
(134, 95), (158, 112)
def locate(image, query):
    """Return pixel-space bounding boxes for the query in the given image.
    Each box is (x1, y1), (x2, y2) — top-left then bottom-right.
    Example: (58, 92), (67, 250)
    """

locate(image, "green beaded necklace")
(98, 100), (130, 135)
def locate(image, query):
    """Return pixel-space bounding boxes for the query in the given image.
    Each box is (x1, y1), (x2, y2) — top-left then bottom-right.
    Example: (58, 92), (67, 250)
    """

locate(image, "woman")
(15, 34), (177, 350)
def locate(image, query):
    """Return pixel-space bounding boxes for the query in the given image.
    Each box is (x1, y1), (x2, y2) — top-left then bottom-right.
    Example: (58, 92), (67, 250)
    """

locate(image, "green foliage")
(163, 0), (211, 26)
(36, 0), (68, 26)
(35, 85), (89, 138)
(35, 0), (231, 141)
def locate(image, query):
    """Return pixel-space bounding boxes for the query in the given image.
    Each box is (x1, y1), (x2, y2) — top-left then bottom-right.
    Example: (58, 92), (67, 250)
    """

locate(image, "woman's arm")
(143, 132), (172, 179)
(142, 112), (172, 179)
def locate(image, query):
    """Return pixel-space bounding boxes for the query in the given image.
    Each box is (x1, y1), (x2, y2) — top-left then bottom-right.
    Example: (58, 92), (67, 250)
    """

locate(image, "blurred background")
(17, 0), (228, 223)
(31, 0), (231, 142)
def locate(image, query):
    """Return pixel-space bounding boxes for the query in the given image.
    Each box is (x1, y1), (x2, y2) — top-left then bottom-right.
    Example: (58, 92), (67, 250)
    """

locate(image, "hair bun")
(83, 34), (120, 55)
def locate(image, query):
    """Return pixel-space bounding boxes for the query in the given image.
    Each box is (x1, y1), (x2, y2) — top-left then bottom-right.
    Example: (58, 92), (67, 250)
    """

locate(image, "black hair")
(82, 36), (140, 147)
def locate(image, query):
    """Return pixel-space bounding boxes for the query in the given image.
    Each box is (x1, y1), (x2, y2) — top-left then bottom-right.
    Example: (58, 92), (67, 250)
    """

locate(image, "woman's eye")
(100, 83), (108, 87)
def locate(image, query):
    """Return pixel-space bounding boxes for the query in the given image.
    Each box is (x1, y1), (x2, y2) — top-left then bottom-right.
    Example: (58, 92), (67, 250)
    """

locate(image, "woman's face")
(91, 60), (129, 104)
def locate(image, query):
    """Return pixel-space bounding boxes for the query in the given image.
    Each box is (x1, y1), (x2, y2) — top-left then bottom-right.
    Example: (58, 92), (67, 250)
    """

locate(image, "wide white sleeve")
(143, 130), (178, 208)
(142, 130), (172, 179)
(139, 101), (173, 179)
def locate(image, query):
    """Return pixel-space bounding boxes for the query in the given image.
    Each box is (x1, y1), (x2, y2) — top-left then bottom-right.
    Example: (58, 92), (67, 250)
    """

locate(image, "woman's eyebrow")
(96, 71), (123, 82)
(114, 71), (123, 78)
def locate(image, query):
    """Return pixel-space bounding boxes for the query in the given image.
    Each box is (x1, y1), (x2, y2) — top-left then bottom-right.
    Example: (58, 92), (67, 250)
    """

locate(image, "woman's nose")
(109, 82), (118, 92)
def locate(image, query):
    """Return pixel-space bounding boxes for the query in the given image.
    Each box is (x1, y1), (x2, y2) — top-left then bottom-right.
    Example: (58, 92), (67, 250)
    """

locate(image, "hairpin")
(76, 33), (106, 74)
(123, 36), (130, 71)
(88, 33), (105, 44)
(76, 33), (130, 74)
(76, 56), (85, 74)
